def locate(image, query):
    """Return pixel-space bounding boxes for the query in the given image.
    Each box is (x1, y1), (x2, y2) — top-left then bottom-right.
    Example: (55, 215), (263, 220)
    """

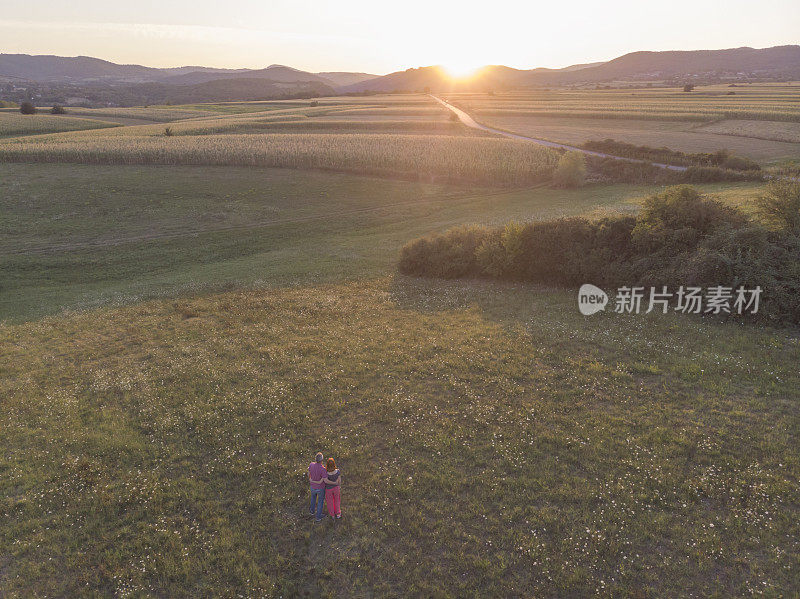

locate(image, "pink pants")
(325, 486), (341, 517)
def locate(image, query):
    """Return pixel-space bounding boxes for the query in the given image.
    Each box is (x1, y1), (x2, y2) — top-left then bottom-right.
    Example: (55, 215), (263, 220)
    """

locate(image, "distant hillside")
(161, 65), (332, 86)
(3, 46), (798, 103)
(0, 54), (376, 87)
(0, 54), (162, 82)
(342, 45), (800, 92)
(551, 45), (800, 82)
(153, 78), (335, 104)
(558, 61), (606, 72)
(317, 72), (378, 87)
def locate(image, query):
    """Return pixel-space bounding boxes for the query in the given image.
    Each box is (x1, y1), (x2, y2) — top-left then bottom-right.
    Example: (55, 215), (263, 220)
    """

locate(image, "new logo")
(578, 284), (608, 316)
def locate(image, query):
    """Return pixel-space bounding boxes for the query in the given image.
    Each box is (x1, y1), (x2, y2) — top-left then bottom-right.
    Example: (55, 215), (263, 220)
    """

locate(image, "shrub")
(583, 139), (760, 172)
(19, 102), (36, 115)
(756, 181), (800, 233)
(552, 151), (586, 188)
(683, 84), (695, 92)
(398, 185), (800, 324)
(588, 156), (679, 185)
(634, 185), (747, 241)
(680, 166), (763, 183)
(399, 225), (490, 278)
(50, 105), (67, 115)
(164, 126), (174, 137)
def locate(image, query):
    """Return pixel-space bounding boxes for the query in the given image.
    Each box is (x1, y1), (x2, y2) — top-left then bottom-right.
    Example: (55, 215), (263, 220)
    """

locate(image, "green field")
(4, 162), (745, 323)
(3, 276), (799, 597)
(1, 90), (799, 596)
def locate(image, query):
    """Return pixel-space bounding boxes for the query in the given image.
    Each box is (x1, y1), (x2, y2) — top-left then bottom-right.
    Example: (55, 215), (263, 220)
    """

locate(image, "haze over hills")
(342, 45), (800, 92)
(0, 54), (378, 88)
(1, 45), (798, 107)
(0, 55), (377, 105)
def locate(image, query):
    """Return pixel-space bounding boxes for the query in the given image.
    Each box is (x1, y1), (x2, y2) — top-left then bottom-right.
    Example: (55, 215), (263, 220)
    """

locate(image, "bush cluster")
(19, 101), (37, 115)
(584, 139), (761, 172)
(552, 151), (586, 188)
(586, 156), (763, 185)
(399, 185), (800, 324)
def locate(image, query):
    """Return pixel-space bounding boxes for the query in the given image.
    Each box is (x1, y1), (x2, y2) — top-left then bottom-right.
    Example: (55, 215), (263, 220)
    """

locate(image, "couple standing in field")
(308, 452), (342, 522)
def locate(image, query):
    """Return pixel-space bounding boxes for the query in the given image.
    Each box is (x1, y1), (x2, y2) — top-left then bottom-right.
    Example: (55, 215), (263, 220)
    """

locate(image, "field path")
(432, 95), (687, 171)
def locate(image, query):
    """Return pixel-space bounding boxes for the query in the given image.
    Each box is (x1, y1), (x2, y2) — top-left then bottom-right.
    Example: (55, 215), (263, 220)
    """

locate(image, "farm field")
(447, 84), (800, 122)
(696, 118), (800, 143)
(0, 95), (557, 185)
(445, 84), (800, 164)
(1, 88), (800, 596)
(4, 162), (756, 323)
(474, 114), (800, 162)
(0, 112), (118, 137)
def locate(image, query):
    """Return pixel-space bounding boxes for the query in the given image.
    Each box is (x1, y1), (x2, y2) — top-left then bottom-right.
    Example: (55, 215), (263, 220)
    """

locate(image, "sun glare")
(442, 61), (480, 79)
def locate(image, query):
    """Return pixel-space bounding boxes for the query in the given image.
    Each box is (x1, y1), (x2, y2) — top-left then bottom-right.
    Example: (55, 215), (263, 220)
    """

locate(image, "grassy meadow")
(2, 277), (799, 597)
(3, 161), (721, 322)
(1, 89), (799, 596)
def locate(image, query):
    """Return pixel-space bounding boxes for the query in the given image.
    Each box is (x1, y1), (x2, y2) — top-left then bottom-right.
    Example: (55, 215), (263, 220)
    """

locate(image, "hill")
(161, 65), (333, 86)
(0, 53), (163, 82)
(0, 54), (376, 87)
(554, 45), (800, 82)
(342, 45), (800, 92)
(153, 78), (335, 103)
(5, 46), (797, 96)
(317, 71), (378, 86)
(87, 78), (336, 105)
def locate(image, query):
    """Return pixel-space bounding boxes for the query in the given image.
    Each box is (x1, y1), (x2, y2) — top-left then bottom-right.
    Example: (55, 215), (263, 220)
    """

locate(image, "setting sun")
(442, 61), (481, 79)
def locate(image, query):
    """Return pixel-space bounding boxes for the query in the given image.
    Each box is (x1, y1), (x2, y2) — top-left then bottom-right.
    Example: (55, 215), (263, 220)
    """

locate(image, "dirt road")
(432, 95), (687, 172)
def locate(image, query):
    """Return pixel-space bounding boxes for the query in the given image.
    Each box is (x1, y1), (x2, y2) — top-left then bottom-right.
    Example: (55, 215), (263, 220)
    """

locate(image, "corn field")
(0, 132), (559, 185)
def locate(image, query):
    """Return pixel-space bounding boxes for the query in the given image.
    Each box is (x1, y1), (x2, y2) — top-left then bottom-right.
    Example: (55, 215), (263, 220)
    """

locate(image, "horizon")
(4, 43), (800, 78)
(1, 0), (798, 75)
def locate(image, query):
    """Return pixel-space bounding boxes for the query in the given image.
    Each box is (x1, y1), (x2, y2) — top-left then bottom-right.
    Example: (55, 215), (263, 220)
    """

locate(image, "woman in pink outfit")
(321, 458), (342, 519)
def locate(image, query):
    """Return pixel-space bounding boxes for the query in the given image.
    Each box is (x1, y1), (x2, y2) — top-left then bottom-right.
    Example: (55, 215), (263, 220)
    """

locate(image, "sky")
(1, 0), (798, 74)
